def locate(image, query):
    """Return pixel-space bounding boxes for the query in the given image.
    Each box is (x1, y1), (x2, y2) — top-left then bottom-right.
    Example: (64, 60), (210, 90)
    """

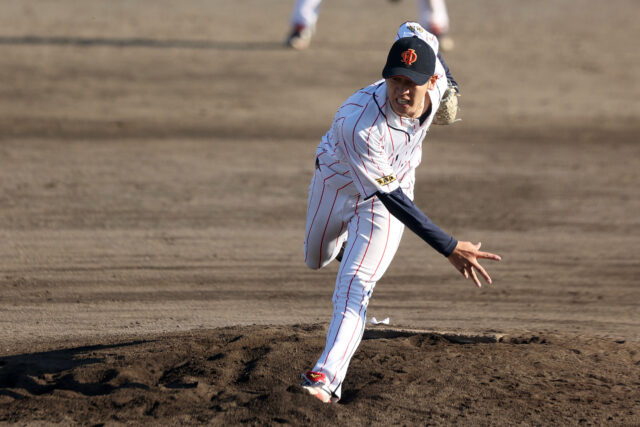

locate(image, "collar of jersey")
(373, 82), (426, 136)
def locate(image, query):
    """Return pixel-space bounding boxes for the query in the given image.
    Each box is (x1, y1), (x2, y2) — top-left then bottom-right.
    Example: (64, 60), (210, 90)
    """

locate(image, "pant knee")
(305, 258), (322, 270)
(304, 248), (324, 270)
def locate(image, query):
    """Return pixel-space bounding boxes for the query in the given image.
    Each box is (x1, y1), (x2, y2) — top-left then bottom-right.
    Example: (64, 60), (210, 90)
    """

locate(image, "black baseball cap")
(382, 37), (436, 85)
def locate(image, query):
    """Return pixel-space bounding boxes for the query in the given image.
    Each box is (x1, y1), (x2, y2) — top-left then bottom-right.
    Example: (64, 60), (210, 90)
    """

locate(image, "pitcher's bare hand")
(448, 241), (501, 287)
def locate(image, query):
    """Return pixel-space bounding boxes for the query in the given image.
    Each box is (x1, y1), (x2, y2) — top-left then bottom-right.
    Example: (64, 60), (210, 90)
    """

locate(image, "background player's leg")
(289, 0), (322, 29)
(286, 0), (322, 49)
(428, 0), (450, 35)
(417, 0), (433, 33)
(418, 0), (454, 51)
(312, 197), (404, 399)
(303, 168), (350, 269)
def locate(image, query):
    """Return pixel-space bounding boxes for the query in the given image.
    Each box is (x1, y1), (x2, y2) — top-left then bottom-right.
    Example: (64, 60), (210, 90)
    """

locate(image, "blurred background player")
(285, 0), (454, 51)
(285, 0), (321, 50)
(418, 0), (454, 51)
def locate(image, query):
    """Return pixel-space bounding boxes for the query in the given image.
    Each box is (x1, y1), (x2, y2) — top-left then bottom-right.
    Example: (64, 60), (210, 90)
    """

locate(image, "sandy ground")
(1, 0), (639, 425)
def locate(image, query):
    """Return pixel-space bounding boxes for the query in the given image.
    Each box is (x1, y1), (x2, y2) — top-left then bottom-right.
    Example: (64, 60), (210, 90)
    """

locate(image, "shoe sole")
(301, 385), (332, 403)
(288, 38), (310, 50)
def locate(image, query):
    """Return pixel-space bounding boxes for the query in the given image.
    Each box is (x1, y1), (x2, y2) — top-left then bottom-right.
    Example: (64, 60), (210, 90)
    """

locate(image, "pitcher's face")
(386, 75), (437, 119)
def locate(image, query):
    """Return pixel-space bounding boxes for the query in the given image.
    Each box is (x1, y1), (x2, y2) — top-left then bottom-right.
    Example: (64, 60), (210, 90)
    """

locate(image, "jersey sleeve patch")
(376, 174), (397, 186)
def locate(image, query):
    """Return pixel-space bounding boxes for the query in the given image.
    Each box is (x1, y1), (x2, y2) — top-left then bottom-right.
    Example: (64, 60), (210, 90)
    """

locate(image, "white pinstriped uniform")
(303, 56), (448, 398)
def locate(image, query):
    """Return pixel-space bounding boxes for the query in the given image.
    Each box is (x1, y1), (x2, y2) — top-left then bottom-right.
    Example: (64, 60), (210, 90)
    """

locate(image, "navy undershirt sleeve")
(377, 188), (458, 257)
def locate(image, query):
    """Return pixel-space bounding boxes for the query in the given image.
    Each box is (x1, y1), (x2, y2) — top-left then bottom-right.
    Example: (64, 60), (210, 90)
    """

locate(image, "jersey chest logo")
(401, 49), (418, 66)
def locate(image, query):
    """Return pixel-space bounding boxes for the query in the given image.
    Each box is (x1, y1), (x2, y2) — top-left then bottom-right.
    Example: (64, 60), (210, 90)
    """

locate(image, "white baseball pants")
(418, 0), (450, 35)
(304, 165), (405, 399)
(289, 0), (322, 28)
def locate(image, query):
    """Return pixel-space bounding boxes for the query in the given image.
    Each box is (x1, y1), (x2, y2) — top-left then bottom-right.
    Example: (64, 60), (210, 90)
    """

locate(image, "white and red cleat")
(300, 371), (339, 403)
(285, 24), (313, 50)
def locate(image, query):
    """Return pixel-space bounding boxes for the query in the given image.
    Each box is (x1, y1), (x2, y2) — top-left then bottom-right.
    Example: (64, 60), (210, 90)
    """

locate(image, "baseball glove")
(433, 81), (460, 125)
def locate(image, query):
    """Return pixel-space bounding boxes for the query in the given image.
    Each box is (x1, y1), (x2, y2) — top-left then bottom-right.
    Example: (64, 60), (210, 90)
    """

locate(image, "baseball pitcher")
(299, 22), (501, 403)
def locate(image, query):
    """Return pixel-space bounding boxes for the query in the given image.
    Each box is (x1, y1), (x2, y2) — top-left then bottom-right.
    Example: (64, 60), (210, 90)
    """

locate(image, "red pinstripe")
(323, 198), (377, 385)
(385, 114), (396, 152)
(368, 201), (392, 280)
(304, 174), (327, 265)
(338, 194), (359, 268)
(364, 109), (386, 177)
(331, 201), (393, 385)
(342, 107), (388, 197)
(341, 95), (402, 197)
(319, 196), (363, 372)
(349, 99), (375, 174)
(360, 104), (387, 175)
(318, 146), (345, 170)
(316, 181), (351, 269)
(340, 113), (369, 196)
(305, 169), (345, 264)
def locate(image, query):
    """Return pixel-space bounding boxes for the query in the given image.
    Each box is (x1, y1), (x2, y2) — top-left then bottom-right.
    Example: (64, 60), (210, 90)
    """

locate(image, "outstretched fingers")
(477, 251), (502, 261)
(459, 263), (487, 287)
(471, 260), (492, 285)
(475, 242), (502, 261)
(470, 268), (482, 288)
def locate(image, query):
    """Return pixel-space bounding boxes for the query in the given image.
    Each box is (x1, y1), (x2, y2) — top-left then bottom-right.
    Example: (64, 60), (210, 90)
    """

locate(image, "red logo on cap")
(401, 49), (418, 66)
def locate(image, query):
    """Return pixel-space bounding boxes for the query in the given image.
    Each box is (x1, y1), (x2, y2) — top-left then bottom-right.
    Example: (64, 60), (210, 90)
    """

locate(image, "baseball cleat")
(300, 371), (339, 403)
(285, 24), (313, 50)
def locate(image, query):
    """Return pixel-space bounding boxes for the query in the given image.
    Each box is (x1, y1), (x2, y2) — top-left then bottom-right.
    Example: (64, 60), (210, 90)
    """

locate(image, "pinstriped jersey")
(315, 70), (447, 201)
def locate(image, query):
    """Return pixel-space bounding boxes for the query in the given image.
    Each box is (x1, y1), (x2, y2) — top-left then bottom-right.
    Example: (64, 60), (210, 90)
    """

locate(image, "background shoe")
(438, 35), (455, 52)
(285, 24), (313, 50)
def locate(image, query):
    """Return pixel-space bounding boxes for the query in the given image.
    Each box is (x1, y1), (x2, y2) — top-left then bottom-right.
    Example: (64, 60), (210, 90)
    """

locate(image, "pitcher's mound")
(1, 324), (638, 425)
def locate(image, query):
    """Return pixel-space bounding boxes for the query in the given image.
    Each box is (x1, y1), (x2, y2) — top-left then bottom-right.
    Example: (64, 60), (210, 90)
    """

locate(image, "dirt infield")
(1, 0), (639, 425)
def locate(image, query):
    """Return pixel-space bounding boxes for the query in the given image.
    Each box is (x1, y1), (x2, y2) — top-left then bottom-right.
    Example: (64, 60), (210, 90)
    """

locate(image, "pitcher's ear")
(426, 74), (439, 89)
